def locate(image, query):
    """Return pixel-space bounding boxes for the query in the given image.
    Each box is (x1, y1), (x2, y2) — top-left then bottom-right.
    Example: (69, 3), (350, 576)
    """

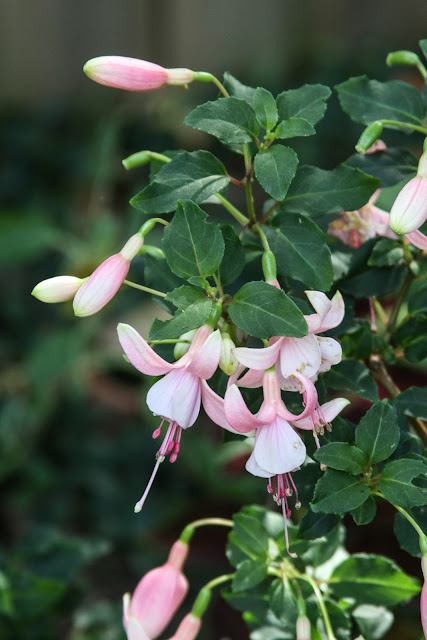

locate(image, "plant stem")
(253, 224), (270, 252)
(212, 274), (224, 297)
(148, 339), (192, 345)
(380, 119), (427, 135)
(214, 193), (250, 226)
(259, 200), (280, 225)
(180, 517), (233, 543)
(123, 280), (167, 297)
(243, 145), (256, 224)
(303, 575), (337, 640)
(204, 573), (234, 591)
(385, 268), (414, 340)
(373, 492), (425, 538)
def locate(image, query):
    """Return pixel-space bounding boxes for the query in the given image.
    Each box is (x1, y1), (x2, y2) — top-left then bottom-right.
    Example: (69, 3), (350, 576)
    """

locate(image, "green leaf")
(338, 263), (407, 299)
(228, 281), (308, 339)
(218, 224), (246, 286)
(345, 148), (418, 187)
(276, 84), (331, 125)
(394, 386), (427, 420)
(368, 239), (404, 267)
(279, 165), (380, 217)
(266, 213), (333, 290)
(299, 524), (345, 568)
(329, 554), (420, 606)
(269, 579), (298, 626)
(184, 97), (259, 144)
(355, 400), (400, 464)
(222, 587), (269, 620)
(352, 604), (394, 640)
(336, 75), (426, 126)
(162, 200), (224, 279)
(351, 496), (377, 525)
(420, 40), (427, 61)
(323, 360), (379, 402)
(232, 558), (268, 592)
(130, 150), (230, 214)
(320, 600), (352, 640)
(298, 511), (341, 540)
(144, 254), (185, 305)
(232, 512), (269, 559)
(314, 443), (367, 474)
(394, 506), (427, 557)
(148, 299), (213, 340)
(393, 314), (427, 363)
(253, 88), (278, 130)
(165, 285), (205, 310)
(378, 458), (427, 508)
(275, 118), (316, 139)
(223, 72), (256, 106)
(311, 469), (370, 514)
(407, 278), (427, 314)
(254, 145), (298, 201)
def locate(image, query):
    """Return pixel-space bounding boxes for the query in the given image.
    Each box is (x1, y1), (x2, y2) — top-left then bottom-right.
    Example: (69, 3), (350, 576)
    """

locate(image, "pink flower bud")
(84, 56), (194, 92)
(123, 540), (189, 640)
(166, 613), (201, 640)
(73, 234), (143, 317)
(32, 276), (84, 303)
(389, 152), (427, 235)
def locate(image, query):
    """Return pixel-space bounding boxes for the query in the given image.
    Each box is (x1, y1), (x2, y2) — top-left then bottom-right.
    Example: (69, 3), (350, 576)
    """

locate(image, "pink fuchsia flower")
(233, 290), (344, 389)
(73, 233), (143, 317)
(32, 275), (84, 303)
(123, 540), (189, 640)
(84, 56), (194, 91)
(389, 152), (427, 234)
(117, 322), (222, 511)
(166, 614), (201, 640)
(329, 189), (397, 249)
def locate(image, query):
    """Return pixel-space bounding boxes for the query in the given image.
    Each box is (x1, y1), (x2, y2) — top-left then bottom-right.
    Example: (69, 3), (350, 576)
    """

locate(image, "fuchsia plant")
(33, 40), (427, 639)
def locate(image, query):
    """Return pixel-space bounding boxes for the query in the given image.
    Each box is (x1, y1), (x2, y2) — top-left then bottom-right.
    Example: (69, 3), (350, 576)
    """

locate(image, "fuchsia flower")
(233, 290), (345, 390)
(117, 322), (222, 512)
(32, 276), (84, 303)
(73, 234), (143, 317)
(389, 152), (427, 235)
(166, 614), (201, 640)
(84, 56), (194, 91)
(123, 540), (189, 640)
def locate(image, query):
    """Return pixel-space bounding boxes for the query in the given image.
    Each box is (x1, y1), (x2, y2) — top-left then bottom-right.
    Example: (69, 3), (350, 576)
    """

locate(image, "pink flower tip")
(73, 234), (143, 317)
(84, 56), (194, 92)
(389, 175), (427, 235)
(167, 613), (201, 640)
(32, 276), (84, 303)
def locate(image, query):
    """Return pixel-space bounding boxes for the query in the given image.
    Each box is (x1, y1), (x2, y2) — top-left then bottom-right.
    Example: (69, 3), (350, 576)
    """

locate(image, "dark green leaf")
(392, 314), (427, 363)
(280, 165), (380, 217)
(223, 72), (256, 106)
(336, 76), (426, 126)
(184, 97), (259, 144)
(269, 578), (297, 625)
(355, 400), (400, 464)
(232, 558), (268, 592)
(162, 200), (224, 279)
(253, 88), (278, 130)
(338, 263), (407, 299)
(314, 443), (367, 474)
(165, 285), (205, 310)
(266, 213), (333, 290)
(218, 224), (245, 286)
(420, 40), (427, 61)
(323, 360), (379, 402)
(275, 118), (316, 139)
(394, 506), (427, 557)
(228, 281), (308, 339)
(148, 299), (213, 340)
(131, 150), (230, 214)
(368, 239), (404, 267)
(345, 148), (418, 187)
(222, 587), (269, 620)
(352, 604), (394, 640)
(394, 386), (427, 420)
(254, 145), (298, 201)
(329, 554), (420, 606)
(378, 458), (427, 508)
(144, 254), (185, 312)
(311, 469), (370, 514)
(351, 496), (377, 525)
(299, 511), (341, 540)
(276, 84), (331, 125)
(407, 278), (427, 314)
(232, 512), (269, 559)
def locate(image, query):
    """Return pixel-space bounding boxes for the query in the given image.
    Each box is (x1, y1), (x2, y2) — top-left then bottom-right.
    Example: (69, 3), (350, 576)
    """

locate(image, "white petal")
(317, 336), (342, 373)
(246, 450), (271, 478)
(147, 369), (201, 428)
(254, 417), (306, 474)
(233, 340), (282, 370)
(319, 397), (350, 423)
(125, 617), (151, 640)
(280, 335), (321, 378)
(187, 329), (221, 379)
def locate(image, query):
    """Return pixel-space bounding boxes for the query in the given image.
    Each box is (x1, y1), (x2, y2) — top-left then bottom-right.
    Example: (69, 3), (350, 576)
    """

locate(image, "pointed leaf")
(275, 117), (316, 139)
(298, 511), (341, 540)
(232, 558), (268, 592)
(378, 459), (427, 508)
(368, 239), (404, 268)
(149, 299), (213, 340)
(253, 87), (278, 130)
(228, 281), (308, 339)
(407, 280), (427, 314)
(394, 506), (427, 557)
(394, 386), (427, 420)
(254, 145), (298, 201)
(276, 84), (331, 125)
(355, 400), (400, 464)
(314, 443), (367, 475)
(131, 150), (230, 214)
(351, 496), (377, 526)
(311, 469), (370, 514)
(165, 285), (205, 310)
(184, 96), (259, 144)
(223, 72), (256, 106)
(323, 360), (379, 402)
(162, 200), (224, 279)
(218, 224), (245, 286)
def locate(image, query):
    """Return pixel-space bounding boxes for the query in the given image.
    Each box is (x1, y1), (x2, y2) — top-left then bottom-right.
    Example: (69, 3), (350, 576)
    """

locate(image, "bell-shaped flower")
(389, 152), (427, 234)
(123, 540), (189, 640)
(166, 613), (201, 640)
(117, 322), (221, 511)
(32, 275), (84, 303)
(73, 234), (143, 317)
(84, 56), (194, 92)
(233, 290), (344, 388)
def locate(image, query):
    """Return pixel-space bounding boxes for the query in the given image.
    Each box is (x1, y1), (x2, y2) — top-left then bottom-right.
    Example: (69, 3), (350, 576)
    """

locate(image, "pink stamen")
(282, 500), (297, 558)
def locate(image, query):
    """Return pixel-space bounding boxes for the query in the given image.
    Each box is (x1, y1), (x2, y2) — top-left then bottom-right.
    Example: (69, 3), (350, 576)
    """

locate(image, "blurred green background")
(1, 1), (427, 638)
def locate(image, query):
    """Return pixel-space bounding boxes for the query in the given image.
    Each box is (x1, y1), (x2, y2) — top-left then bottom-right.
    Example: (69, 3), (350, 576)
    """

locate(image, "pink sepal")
(233, 340), (283, 370)
(167, 613), (201, 640)
(406, 229), (427, 250)
(201, 381), (239, 433)
(389, 175), (427, 234)
(187, 329), (221, 379)
(73, 254), (130, 316)
(125, 616), (151, 640)
(237, 368), (265, 388)
(421, 580), (427, 639)
(117, 323), (175, 376)
(224, 385), (261, 433)
(277, 373), (318, 421)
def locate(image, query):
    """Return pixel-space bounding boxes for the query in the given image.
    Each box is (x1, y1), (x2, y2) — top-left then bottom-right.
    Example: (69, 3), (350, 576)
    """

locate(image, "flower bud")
(84, 56), (193, 92)
(386, 50), (421, 67)
(296, 615), (311, 640)
(123, 540), (189, 640)
(32, 276), (84, 303)
(355, 121), (383, 154)
(167, 613), (201, 640)
(219, 333), (238, 375)
(389, 152), (427, 234)
(73, 234), (143, 317)
(262, 250), (277, 284)
(174, 329), (198, 360)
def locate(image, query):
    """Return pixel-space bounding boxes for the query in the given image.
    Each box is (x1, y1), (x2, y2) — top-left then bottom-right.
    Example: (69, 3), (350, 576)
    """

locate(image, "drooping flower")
(117, 321), (222, 511)
(32, 275), (84, 303)
(73, 234), (143, 317)
(84, 56), (194, 91)
(123, 540), (189, 640)
(389, 151), (427, 235)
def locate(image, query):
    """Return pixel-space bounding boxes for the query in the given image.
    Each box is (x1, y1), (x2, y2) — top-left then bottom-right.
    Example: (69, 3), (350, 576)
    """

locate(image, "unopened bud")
(168, 613), (201, 640)
(219, 333), (239, 375)
(296, 615), (311, 640)
(262, 251), (277, 284)
(386, 50), (421, 67)
(355, 121), (383, 154)
(32, 276), (84, 303)
(174, 329), (197, 360)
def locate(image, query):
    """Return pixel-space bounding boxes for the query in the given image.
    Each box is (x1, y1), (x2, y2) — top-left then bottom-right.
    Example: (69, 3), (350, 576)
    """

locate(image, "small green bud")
(122, 150), (152, 170)
(262, 250), (277, 283)
(355, 121), (383, 154)
(191, 587), (212, 618)
(219, 332), (238, 375)
(386, 50), (421, 67)
(174, 329), (197, 360)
